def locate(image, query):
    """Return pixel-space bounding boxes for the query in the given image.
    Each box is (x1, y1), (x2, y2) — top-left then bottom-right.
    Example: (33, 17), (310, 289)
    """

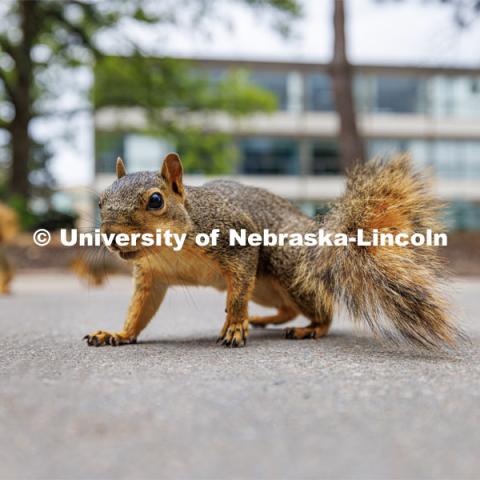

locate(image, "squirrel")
(0, 203), (18, 295)
(84, 153), (460, 349)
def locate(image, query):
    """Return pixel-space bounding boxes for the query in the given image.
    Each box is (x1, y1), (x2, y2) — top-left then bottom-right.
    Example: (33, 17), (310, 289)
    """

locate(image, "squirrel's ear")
(116, 157), (127, 179)
(161, 152), (184, 196)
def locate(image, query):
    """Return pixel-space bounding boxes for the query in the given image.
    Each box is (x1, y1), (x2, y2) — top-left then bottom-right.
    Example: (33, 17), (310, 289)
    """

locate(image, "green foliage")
(243, 0), (301, 13)
(241, 0), (301, 34)
(213, 70), (278, 115)
(176, 129), (239, 174)
(0, 0), (301, 193)
(94, 56), (277, 114)
(94, 56), (277, 174)
(93, 56), (186, 110)
(32, 209), (78, 232)
(95, 131), (124, 173)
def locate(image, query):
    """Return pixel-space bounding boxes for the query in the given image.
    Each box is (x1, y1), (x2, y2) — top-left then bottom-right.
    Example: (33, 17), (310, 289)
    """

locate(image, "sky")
(45, 0), (480, 188)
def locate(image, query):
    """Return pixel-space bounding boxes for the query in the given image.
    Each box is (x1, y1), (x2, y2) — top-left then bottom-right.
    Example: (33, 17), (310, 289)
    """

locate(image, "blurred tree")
(331, 0), (480, 171)
(330, 0), (364, 170)
(176, 129), (241, 175)
(0, 0), (300, 198)
(446, 0), (480, 27)
(94, 56), (279, 116)
(94, 56), (278, 173)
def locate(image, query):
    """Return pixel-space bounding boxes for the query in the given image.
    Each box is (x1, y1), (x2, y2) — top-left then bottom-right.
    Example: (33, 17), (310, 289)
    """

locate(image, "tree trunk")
(10, 112), (30, 197)
(9, 0), (37, 198)
(330, 0), (364, 170)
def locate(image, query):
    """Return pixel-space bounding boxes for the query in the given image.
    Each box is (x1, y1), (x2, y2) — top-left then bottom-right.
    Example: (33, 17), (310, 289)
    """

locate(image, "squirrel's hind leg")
(284, 290), (334, 340)
(285, 322), (331, 340)
(250, 306), (297, 328)
(248, 276), (298, 328)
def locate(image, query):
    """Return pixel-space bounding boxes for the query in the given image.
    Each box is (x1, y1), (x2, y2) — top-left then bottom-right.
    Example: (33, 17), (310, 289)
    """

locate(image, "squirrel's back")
(187, 179), (311, 234)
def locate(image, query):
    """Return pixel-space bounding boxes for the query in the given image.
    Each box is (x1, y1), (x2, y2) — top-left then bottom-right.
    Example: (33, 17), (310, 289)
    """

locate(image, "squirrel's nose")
(102, 227), (121, 251)
(110, 234), (120, 250)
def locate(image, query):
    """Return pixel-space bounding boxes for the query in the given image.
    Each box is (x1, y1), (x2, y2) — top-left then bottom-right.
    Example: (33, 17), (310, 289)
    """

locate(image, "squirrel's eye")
(147, 192), (164, 210)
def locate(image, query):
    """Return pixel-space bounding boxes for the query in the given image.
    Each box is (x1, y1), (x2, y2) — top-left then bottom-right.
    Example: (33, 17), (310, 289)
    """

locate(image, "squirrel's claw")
(83, 334), (101, 346)
(285, 325), (329, 340)
(217, 320), (249, 348)
(83, 330), (136, 347)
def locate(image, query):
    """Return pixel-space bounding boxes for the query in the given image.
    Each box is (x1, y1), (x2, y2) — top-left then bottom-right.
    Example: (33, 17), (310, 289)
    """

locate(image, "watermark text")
(33, 228), (448, 249)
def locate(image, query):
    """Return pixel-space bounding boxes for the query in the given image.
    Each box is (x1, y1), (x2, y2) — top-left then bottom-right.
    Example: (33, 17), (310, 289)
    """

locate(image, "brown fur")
(84, 153), (460, 349)
(0, 204), (18, 295)
(0, 248), (13, 294)
(71, 252), (128, 287)
(294, 155), (460, 349)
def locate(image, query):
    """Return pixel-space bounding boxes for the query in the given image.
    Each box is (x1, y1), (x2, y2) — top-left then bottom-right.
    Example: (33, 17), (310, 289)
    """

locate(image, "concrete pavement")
(0, 273), (479, 479)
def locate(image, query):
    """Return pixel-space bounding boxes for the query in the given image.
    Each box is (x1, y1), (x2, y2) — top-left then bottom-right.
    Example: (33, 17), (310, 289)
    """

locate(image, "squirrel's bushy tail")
(298, 155), (460, 348)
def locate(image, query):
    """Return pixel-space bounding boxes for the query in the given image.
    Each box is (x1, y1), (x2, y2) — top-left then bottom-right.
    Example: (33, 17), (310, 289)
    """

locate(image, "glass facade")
(446, 201), (480, 230)
(431, 76), (480, 118)
(375, 76), (426, 114)
(249, 71), (289, 111)
(95, 63), (480, 228)
(236, 139), (341, 175)
(367, 139), (431, 169)
(311, 140), (340, 174)
(207, 67), (480, 117)
(238, 137), (299, 174)
(97, 132), (480, 180)
(124, 134), (172, 172)
(299, 200), (480, 231)
(95, 132), (124, 173)
(96, 133), (172, 174)
(306, 74), (335, 111)
(250, 70), (480, 117)
(368, 139), (480, 178)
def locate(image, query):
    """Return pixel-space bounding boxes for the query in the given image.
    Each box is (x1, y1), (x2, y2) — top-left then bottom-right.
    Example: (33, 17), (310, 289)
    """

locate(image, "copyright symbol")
(33, 229), (51, 247)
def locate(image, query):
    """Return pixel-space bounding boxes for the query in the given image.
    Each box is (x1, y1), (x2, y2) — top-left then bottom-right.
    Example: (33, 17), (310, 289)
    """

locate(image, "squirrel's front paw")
(83, 330), (137, 347)
(217, 319), (249, 348)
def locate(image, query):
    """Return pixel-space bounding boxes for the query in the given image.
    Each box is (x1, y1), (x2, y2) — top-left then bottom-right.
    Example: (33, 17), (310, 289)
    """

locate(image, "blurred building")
(94, 58), (480, 229)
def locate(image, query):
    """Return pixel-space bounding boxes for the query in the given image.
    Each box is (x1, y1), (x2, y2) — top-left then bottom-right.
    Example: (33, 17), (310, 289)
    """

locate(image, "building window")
(432, 140), (465, 177)
(249, 71), (289, 110)
(124, 134), (173, 172)
(447, 201), (480, 230)
(464, 141), (480, 177)
(431, 140), (480, 178)
(451, 76), (480, 118)
(368, 139), (480, 178)
(95, 132), (124, 173)
(368, 138), (411, 159)
(95, 132), (174, 174)
(311, 140), (340, 174)
(375, 76), (426, 114)
(430, 75), (480, 118)
(238, 137), (299, 174)
(306, 74), (334, 111)
(367, 139), (432, 169)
